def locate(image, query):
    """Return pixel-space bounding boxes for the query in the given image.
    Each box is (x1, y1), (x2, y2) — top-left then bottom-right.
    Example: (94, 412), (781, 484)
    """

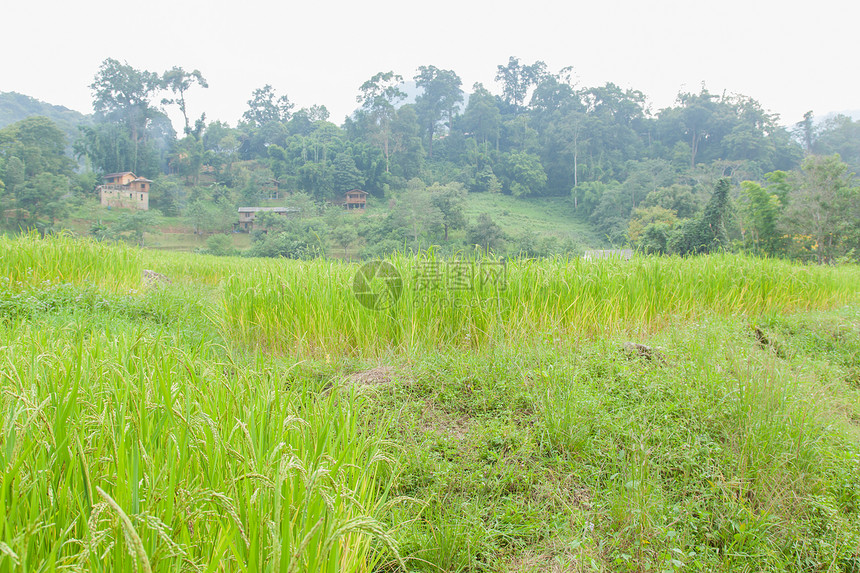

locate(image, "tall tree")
(355, 71), (406, 173)
(460, 83), (501, 152)
(781, 154), (858, 263)
(90, 58), (163, 172)
(668, 178), (732, 255)
(428, 182), (467, 241)
(494, 56), (547, 110)
(414, 66), (463, 157)
(815, 114), (860, 174)
(332, 153), (365, 193)
(794, 110), (816, 155)
(241, 85), (294, 127)
(161, 67), (208, 135)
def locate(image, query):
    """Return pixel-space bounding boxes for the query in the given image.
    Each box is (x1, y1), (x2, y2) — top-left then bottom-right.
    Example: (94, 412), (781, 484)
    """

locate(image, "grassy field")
(460, 194), (603, 248)
(1, 234), (859, 571)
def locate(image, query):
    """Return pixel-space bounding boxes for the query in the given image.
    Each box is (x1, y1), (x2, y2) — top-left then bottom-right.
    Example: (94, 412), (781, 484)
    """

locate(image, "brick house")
(97, 172), (152, 210)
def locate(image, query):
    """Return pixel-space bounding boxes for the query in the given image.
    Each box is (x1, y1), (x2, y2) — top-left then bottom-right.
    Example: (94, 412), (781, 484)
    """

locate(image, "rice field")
(1, 234), (859, 571)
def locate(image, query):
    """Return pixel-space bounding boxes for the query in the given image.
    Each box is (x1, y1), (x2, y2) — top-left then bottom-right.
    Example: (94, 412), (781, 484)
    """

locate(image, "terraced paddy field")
(1, 234), (859, 571)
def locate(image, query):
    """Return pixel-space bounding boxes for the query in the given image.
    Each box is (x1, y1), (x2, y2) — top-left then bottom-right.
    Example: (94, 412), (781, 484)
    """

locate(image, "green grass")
(0, 277), (402, 571)
(462, 194), (603, 246)
(1, 235), (859, 571)
(220, 252), (860, 356)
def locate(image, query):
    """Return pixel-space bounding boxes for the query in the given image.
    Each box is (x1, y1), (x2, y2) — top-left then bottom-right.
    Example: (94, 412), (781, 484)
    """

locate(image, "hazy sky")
(2, 0), (858, 130)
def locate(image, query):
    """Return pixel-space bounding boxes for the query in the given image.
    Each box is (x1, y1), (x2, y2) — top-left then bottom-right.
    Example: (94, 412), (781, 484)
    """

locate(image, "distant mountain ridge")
(0, 91), (92, 146)
(822, 109), (860, 122)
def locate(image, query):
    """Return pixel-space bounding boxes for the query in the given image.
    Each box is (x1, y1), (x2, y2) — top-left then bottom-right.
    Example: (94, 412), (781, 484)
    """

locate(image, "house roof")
(237, 207), (300, 213)
(131, 177), (153, 183)
(103, 172), (135, 179)
(347, 189), (369, 195)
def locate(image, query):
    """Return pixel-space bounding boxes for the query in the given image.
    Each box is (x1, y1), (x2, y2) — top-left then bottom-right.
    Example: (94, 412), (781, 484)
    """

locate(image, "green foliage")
(668, 178), (732, 255)
(0, 116), (73, 229)
(781, 154), (859, 263)
(87, 58), (171, 176)
(8, 59), (860, 265)
(428, 181), (467, 240)
(332, 152), (364, 194)
(389, 183), (444, 244)
(627, 205), (678, 246)
(414, 66), (463, 157)
(240, 84), (293, 127)
(113, 209), (163, 246)
(503, 150), (547, 197)
(202, 233), (238, 256)
(738, 180), (783, 255)
(466, 213), (505, 251)
(244, 218), (327, 259)
(161, 66), (208, 135)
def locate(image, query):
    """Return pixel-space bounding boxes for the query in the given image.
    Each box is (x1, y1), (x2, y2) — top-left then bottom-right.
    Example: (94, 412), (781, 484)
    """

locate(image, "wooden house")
(343, 190), (368, 210)
(236, 207), (300, 232)
(97, 172), (151, 210)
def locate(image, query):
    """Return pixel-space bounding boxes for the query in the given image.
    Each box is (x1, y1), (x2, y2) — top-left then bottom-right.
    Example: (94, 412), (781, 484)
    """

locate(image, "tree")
(113, 209), (162, 247)
(16, 173), (69, 225)
(627, 206), (677, 245)
(794, 110), (816, 155)
(428, 182), (467, 241)
(414, 66), (463, 157)
(665, 89), (719, 168)
(203, 234), (238, 256)
(332, 153), (365, 193)
(738, 181), (782, 255)
(0, 117), (73, 228)
(466, 213), (505, 252)
(503, 151), (547, 197)
(546, 110), (588, 195)
(642, 184), (700, 219)
(241, 85), (294, 127)
(90, 59), (163, 173)
(170, 135), (205, 184)
(495, 56), (547, 110)
(668, 178), (732, 255)
(390, 184), (443, 244)
(0, 116), (72, 177)
(162, 67), (208, 135)
(389, 105), (424, 179)
(815, 114), (860, 174)
(461, 83), (501, 152)
(781, 154), (858, 263)
(330, 223), (358, 259)
(355, 72), (406, 173)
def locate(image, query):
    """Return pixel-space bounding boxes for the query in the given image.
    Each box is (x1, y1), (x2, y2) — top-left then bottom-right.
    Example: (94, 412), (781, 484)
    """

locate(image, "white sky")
(2, 0), (858, 130)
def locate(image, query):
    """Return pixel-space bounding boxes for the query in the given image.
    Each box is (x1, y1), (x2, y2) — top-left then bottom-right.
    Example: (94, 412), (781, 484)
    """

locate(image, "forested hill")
(1, 58), (859, 262)
(0, 91), (92, 144)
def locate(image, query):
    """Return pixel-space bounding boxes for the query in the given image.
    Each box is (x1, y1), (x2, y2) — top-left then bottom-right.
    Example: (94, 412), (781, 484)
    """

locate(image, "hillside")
(0, 91), (92, 146)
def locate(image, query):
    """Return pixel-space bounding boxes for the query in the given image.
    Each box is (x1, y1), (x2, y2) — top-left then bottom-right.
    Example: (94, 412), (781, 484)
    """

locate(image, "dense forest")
(1, 57), (859, 262)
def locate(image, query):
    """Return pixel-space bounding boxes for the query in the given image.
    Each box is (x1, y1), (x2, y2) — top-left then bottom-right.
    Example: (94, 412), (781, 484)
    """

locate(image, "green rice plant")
(221, 251), (860, 356)
(0, 300), (402, 571)
(0, 233), (142, 291)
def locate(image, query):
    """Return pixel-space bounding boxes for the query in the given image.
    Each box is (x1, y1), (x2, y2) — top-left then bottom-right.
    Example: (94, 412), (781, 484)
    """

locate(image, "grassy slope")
(462, 194), (605, 247)
(58, 192), (603, 254)
(1, 235), (859, 571)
